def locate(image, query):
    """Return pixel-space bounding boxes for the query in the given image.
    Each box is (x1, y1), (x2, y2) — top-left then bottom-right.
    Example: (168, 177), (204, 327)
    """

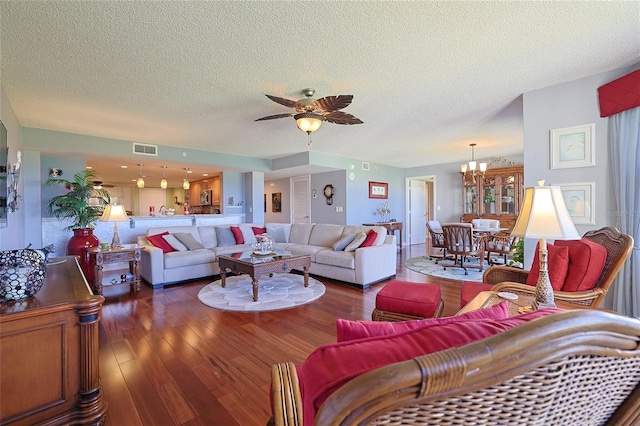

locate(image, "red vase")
(67, 228), (99, 281)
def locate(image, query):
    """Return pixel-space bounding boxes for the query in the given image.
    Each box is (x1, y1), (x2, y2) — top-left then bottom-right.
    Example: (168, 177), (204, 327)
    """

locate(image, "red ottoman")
(372, 280), (444, 321)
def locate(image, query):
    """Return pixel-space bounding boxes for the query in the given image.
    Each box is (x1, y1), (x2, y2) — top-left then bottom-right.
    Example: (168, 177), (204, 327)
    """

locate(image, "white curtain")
(610, 106), (640, 318)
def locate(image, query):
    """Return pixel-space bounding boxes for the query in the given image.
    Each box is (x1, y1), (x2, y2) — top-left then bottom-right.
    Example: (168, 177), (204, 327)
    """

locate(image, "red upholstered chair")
(460, 226), (633, 309)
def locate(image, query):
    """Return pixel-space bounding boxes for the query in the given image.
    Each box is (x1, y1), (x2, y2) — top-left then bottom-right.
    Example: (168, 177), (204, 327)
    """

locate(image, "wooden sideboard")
(460, 165), (524, 230)
(0, 257), (107, 425)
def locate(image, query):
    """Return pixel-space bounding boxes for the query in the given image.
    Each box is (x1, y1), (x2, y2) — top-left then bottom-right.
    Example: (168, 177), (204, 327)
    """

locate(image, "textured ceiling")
(1, 1), (639, 185)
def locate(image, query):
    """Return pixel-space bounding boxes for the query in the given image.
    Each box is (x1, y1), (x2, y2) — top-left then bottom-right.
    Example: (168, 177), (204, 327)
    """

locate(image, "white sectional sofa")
(137, 223), (397, 289)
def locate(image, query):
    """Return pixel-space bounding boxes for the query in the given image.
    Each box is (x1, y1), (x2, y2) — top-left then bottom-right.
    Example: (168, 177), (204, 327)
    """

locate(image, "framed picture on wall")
(369, 181), (388, 199)
(550, 123), (595, 169)
(558, 182), (595, 225)
(272, 192), (282, 212)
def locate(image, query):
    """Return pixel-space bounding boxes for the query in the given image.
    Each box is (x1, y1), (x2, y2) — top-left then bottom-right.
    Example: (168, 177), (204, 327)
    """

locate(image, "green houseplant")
(46, 170), (110, 278)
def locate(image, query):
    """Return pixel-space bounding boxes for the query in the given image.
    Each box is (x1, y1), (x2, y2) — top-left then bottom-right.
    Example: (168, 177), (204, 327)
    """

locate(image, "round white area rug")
(404, 256), (485, 282)
(198, 273), (326, 312)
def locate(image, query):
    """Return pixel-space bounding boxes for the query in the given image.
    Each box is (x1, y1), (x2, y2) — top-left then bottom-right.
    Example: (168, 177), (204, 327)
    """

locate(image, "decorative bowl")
(0, 249), (47, 302)
(252, 233), (274, 256)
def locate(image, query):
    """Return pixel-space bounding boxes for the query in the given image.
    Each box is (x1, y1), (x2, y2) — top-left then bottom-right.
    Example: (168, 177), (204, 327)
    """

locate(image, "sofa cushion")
(343, 225), (387, 246)
(359, 229), (378, 248)
(308, 224), (345, 247)
(299, 307), (563, 424)
(147, 232), (174, 253)
(554, 238), (607, 292)
(333, 234), (356, 251)
(215, 227), (237, 247)
(164, 249), (216, 269)
(197, 226), (218, 249)
(337, 301), (510, 342)
(173, 232), (206, 250)
(526, 243), (570, 291)
(289, 224), (315, 244)
(230, 226), (244, 244)
(314, 249), (355, 269)
(266, 224), (287, 243)
(252, 226), (267, 235)
(162, 234), (188, 251)
(344, 232), (367, 252)
(239, 224), (258, 245)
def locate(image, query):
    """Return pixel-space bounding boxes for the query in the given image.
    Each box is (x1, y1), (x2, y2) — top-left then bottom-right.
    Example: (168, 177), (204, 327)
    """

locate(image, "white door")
(291, 176), (311, 224)
(409, 179), (427, 245)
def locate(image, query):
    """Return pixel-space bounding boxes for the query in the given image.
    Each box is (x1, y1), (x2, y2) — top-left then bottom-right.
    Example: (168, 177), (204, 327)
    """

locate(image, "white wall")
(522, 62), (640, 267)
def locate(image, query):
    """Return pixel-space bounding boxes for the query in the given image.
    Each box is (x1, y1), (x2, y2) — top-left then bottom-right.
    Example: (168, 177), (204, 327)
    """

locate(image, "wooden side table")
(363, 222), (403, 247)
(88, 244), (141, 294)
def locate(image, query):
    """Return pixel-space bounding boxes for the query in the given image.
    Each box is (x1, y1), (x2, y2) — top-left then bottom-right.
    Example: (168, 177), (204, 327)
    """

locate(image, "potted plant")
(508, 239), (524, 268)
(46, 170), (110, 275)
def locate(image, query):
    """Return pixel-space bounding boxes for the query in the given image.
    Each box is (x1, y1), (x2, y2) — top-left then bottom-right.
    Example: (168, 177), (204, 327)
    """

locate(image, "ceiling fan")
(92, 180), (115, 189)
(255, 88), (363, 135)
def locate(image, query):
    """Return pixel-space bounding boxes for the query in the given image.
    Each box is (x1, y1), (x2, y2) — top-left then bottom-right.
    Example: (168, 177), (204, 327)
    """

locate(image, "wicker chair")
(486, 232), (521, 265)
(483, 226), (633, 307)
(441, 223), (486, 275)
(426, 220), (446, 263)
(270, 310), (640, 426)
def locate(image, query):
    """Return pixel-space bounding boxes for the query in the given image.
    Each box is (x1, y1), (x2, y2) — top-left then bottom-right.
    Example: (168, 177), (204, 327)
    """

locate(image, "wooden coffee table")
(456, 290), (585, 317)
(217, 251), (311, 301)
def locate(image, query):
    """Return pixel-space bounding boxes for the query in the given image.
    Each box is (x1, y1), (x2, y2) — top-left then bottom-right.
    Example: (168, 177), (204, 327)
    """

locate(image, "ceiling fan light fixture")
(294, 112), (324, 134)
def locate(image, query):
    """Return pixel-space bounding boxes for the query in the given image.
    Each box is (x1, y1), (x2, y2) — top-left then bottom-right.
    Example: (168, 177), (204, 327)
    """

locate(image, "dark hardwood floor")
(99, 243), (463, 425)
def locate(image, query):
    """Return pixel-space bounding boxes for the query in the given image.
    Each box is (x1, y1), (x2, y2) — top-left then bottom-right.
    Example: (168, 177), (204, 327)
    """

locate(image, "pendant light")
(160, 165), (168, 189)
(136, 163), (145, 188)
(183, 167), (190, 190)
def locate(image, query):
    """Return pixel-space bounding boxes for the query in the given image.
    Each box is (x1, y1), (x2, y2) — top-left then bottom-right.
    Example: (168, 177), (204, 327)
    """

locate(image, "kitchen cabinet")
(189, 180), (203, 207)
(460, 166), (523, 230)
(212, 175), (221, 204)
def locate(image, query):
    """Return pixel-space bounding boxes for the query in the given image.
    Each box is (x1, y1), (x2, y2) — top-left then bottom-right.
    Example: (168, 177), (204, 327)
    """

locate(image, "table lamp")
(510, 180), (580, 309)
(100, 204), (129, 249)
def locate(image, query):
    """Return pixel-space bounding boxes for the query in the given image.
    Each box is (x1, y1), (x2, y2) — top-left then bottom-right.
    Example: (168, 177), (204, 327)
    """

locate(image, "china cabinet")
(460, 166), (524, 230)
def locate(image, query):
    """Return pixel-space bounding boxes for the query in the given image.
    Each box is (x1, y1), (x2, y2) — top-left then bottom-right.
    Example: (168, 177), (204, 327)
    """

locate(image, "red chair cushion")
(554, 238), (607, 292)
(375, 280), (441, 318)
(526, 243), (570, 291)
(297, 307), (563, 425)
(460, 281), (494, 308)
(337, 300), (510, 342)
(146, 231), (174, 253)
(359, 229), (378, 248)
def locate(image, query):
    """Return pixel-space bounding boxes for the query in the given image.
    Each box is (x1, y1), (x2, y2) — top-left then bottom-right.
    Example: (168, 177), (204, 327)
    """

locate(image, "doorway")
(406, 176), (436, 246)
(291, 176), (311, 224)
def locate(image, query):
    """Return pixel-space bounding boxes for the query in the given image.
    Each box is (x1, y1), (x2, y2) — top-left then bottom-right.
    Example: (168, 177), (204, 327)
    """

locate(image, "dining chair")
(441, 223), (486, 275)
(486, 232), (521, 265)
(426, 220), (447, 263)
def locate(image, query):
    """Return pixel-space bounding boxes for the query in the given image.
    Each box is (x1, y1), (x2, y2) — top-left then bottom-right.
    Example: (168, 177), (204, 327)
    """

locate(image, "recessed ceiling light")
(202, 173), (208, 176)
(86, 166), (93, 169)
(187, 170), (193, 174)
(120, 165), (128, 169)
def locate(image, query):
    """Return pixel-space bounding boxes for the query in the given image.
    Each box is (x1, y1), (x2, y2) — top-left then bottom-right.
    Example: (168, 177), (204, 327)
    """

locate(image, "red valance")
(597, 69), (640, 117)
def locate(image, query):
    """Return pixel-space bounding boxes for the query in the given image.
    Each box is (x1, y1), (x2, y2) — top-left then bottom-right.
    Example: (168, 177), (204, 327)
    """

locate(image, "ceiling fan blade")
(323, 111), (363, 125)
(264, 94), (302, 109)
(313, 95), (354, 112)
(254, 113), (295, 122)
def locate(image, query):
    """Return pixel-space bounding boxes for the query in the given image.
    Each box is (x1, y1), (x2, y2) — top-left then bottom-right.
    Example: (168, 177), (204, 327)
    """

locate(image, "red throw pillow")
(359, 229), (378, 248)
(336, 301), (510, 342)
(298, 307), (563, 425)
(147, 231), (174, 253)
(252, 226), (267, 235)
(230, 226), (244, 244)
(554, 238), (607, 292)
(526, 242), (569, 291)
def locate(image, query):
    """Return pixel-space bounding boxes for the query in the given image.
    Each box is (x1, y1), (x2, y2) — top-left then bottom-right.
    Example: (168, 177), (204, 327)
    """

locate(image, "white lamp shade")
(160, 178), (168, 189)
(183, 179), (190, 190)
(511, 185), (580, 240)
(295, 112), (323, 133)
(468, 160), (477, 171)
(100, 204), (129, 222)
(479, 162), (487, 172)
(460, 164), (468, 173)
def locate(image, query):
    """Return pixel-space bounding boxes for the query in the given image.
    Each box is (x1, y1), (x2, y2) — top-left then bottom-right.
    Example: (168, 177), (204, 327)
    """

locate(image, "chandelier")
(460, 143), (487, 183)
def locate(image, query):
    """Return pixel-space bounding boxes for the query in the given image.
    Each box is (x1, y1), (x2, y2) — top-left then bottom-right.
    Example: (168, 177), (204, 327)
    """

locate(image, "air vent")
(362, 162), (370, 171)
(133, 143), (158, 156)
